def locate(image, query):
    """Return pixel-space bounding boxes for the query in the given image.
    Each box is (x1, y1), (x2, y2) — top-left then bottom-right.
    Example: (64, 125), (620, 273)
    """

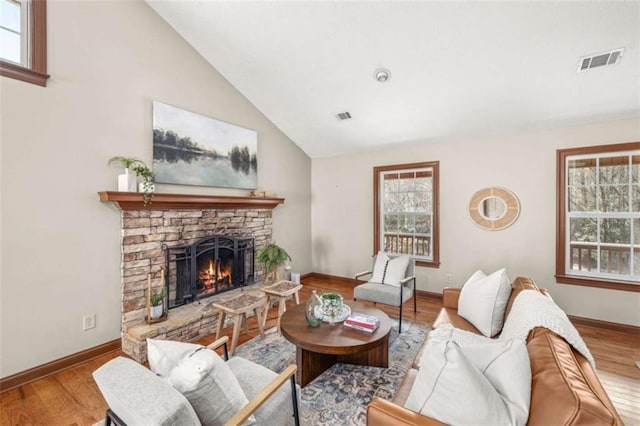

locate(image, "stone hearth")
(100, 192), (284, 363)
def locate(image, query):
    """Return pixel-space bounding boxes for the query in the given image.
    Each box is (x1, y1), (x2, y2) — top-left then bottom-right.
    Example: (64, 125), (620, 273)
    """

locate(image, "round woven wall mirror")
(468, 187), (520, 230)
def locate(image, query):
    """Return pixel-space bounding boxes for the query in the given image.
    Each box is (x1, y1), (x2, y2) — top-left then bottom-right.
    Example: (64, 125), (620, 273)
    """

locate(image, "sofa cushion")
(527, 330), (620, 425)
(147, 339), (254, 426)
(354, 281), (413, 307)
(404, 340), (520, 425)
(93, 356), (200, 425)
(458, 268), (511, 337)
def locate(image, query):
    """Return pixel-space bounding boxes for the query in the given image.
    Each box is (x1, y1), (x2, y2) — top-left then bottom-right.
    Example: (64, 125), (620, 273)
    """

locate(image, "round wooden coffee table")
(280, 301), (391, 387)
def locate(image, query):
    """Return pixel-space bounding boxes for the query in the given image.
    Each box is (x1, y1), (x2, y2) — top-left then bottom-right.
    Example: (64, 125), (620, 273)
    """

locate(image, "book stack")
(344, 313), (380, 333)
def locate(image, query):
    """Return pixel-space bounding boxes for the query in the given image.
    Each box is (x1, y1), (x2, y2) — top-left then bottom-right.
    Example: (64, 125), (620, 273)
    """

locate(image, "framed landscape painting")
(152, 101), (258, 189)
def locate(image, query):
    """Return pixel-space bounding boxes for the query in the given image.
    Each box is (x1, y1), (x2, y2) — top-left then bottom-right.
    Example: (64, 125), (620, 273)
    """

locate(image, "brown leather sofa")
(367, 277), (623, 425)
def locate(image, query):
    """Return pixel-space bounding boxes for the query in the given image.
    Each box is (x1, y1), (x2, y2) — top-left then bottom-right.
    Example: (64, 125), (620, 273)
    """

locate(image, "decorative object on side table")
(305, 290), (322, 327)
(107, 156), (155, 206)
(146, 268), (167, 324)
(256, 243), (291, 284)
(315, 292), (350, 324)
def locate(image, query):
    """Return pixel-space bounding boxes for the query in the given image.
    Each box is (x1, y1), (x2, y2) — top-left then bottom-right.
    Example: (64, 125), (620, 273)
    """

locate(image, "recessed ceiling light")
(374, 68), (391, 83)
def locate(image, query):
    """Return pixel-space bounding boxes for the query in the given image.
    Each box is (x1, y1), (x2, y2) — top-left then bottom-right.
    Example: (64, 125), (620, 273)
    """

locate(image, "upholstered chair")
(354, 253), (416, 333)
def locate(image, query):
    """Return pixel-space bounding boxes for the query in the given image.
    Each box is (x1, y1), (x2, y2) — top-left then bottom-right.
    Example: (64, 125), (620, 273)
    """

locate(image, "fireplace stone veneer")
(118, 208), (274, 362)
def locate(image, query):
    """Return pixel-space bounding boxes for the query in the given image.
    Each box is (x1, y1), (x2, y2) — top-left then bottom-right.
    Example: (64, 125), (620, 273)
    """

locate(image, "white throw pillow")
(147, 339), (254, 426)
(370, 252), (410, 287)
(405, 338), (530, 426)
(458, 268), (511, 337)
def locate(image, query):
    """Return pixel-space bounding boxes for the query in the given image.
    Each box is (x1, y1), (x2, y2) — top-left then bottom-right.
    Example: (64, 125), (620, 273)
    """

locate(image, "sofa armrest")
(367, 397), (447, 426)
(442, 288), (461, 309)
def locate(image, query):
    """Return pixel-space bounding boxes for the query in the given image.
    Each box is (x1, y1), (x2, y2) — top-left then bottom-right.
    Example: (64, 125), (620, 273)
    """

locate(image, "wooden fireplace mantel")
(98, 191), (285, 211)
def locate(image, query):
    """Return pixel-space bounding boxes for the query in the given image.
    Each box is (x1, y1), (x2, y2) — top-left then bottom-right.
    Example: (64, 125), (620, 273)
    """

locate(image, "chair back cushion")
(147, 339), (255, 426)
(370, 252), (411, 287)
(93, 356), (200, 425)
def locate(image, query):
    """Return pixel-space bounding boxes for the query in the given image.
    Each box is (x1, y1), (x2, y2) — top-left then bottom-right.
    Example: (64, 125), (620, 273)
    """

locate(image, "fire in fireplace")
(163, 235), (254, 308)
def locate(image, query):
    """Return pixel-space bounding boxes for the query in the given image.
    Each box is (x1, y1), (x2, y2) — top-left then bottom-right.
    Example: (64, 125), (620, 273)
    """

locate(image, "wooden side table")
(261, 281), (303, 330)
(212, 292), (266, 355)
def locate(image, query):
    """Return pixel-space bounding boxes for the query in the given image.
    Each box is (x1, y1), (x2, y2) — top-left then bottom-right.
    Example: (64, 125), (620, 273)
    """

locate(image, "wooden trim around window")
(373, 161), (440, 268)
(0, 0), (49, 86)
(556, 141), (640, 292)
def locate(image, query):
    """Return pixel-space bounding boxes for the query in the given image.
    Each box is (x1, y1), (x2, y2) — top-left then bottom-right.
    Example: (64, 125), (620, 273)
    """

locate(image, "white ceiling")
(147, 1), (640, 159)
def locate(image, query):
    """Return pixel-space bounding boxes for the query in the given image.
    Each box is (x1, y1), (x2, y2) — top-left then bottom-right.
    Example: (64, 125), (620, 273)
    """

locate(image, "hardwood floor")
(1, 275), (638, 425)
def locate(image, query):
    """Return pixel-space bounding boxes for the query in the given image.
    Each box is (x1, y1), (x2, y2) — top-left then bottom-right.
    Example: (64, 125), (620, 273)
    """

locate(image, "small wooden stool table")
(261, 280), (303, 330)
(212, 292), (267, 355)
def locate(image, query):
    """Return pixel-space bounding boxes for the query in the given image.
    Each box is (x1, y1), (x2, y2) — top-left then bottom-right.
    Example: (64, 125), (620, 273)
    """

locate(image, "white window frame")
(373, 161), (440, 268)
(558, 143), (640, 291)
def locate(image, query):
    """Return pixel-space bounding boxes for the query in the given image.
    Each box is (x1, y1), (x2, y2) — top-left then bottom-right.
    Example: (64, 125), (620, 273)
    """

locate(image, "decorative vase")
(320, 293), (344, 325)
(305, 290), (322, 327)
(138, 181), (155, 193)
(150, 304), (163, 320)
(118, 168), (137, 192)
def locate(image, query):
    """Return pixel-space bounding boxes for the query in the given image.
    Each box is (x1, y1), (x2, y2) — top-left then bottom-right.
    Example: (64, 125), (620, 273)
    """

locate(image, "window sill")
(0, 60), (49, 87)
(416, 260), (440, 268)
(555, 274), (639, 292)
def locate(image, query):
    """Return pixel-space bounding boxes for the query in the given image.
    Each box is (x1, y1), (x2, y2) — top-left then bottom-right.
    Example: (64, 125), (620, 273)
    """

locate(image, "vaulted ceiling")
(147, 1), (640, 158)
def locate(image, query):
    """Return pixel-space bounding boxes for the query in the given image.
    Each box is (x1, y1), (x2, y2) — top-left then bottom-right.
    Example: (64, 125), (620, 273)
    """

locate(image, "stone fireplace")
(99, 192), (284, 362)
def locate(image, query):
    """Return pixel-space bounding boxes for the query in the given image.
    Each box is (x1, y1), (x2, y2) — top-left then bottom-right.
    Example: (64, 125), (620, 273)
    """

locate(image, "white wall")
(312, 118), (640, 326)
(0, 0), (311, 377)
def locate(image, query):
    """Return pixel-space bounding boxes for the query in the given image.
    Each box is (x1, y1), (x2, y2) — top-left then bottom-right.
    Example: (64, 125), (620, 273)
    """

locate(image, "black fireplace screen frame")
(163, 235), (254, 308)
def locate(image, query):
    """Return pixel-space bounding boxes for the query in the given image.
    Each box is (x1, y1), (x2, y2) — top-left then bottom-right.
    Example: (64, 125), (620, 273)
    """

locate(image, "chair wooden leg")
(230, 314), (242, 355)
(215, 311), (226, 340)
(294, 290), (300, 305)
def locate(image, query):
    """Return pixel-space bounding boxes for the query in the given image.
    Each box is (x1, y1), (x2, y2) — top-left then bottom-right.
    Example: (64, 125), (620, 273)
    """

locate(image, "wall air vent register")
(578, 48), (624, 72)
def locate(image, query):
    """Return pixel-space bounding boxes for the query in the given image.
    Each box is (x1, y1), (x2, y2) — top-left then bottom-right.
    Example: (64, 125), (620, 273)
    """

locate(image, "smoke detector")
(374, 68), (391, 82)
(578, 48), (624, 72)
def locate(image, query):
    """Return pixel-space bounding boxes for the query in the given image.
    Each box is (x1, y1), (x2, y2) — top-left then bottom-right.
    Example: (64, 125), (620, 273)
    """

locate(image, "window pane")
(600, 218), (630, 244)
(632, 185), (640, 212)
(0, 0), (21, 32)
(0, 28), (21, 63)
(569, 244), (597, 272)
(397, 192), (415, 212)
(570, 218), (597, 242)
(632, 155), (640, 184)
(415, 175), (432, 192)
(568, 158), (596, 186)
(398, 214), (415, 233)
(569, 186), (596, 211)
(383, 234), (398, 253)
(635, 250), (640, 276)
(599, 156), (629, 185)
(397, 173), (415, 192)
(415, 191), (431, 213)
(634, 219), (640, 246)
(598, 185), (629, 212)
(384, 192), (400, 213)
(600, 249), (630, 275)
(415, 215), (430, 234)
(384, 215), (398, 233)
(383, 174), (398, 193)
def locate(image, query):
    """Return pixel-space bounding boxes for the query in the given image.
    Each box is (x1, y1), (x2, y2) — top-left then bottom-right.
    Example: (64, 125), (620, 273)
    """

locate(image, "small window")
(556, 142), (640, 291)
(0, 0), (49, 86)
(374, 161), (440, 268)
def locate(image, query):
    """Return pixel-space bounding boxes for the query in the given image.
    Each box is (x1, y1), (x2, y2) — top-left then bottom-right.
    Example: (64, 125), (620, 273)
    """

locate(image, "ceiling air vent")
(578, 48), (624, 72)
(336, 111), (352, 121)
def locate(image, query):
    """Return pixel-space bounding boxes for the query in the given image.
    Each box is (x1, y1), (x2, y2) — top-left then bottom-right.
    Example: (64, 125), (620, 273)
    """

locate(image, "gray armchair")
(354, 254), (416, 333)
(93, 336), (300, 426)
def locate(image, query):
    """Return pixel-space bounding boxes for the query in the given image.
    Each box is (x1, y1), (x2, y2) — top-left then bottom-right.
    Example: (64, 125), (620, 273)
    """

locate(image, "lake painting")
(152, 102), (257, 189)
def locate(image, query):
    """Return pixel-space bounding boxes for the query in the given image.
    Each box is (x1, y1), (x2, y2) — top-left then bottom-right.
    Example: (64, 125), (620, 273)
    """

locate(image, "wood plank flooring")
(1, 275), (638, 425)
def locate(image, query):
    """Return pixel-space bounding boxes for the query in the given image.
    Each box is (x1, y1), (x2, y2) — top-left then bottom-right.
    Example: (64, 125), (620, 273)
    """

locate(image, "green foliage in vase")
(150, 289), (165, 307)
(108, 156), (155, 206)
(256, 243), (291, 282)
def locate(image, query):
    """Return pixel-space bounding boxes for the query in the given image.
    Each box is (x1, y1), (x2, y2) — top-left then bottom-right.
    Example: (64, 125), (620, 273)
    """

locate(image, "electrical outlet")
(83, 314), (96, 331)
(445, 274), (453, 285)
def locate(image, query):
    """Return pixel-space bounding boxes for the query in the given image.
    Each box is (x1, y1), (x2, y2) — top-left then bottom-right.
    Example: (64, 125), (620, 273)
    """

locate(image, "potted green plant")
(108, 156), (155, 205)
(256, 243), (291, 284)
(149, 289), (165, 320)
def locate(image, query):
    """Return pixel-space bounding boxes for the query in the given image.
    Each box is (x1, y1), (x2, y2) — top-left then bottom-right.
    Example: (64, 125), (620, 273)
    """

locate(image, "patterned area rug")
(233, 319), (430, 425)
